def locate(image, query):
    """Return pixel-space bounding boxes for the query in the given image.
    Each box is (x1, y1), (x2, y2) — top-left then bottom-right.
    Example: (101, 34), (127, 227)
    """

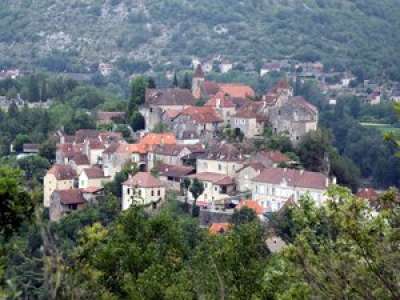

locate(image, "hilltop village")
(42, 64), (339, 227)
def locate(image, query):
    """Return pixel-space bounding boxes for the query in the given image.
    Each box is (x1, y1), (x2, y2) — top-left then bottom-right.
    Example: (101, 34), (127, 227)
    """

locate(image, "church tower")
(192, 64), (205, 97)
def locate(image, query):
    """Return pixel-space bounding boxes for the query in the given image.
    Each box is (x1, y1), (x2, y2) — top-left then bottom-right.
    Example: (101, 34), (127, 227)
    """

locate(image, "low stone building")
(122, 172), (166, 210)
(147, 143), (205, 170)
(197, 143), (247, 177)
(157, 163), (195, 191)
(43, 165), (77, 208)
(78, 167), (111, 189)
(49, 188), (104, 221)
(188, 172), (235, 208)
(170, 106), (223, 141)
(231, 101), (267, 138)
(268, 96), (318, 143)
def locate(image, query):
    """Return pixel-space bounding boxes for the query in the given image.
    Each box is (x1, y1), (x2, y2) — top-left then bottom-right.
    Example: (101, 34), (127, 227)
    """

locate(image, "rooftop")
(253, 168), (329, 190)
(123, 172), (163, 188)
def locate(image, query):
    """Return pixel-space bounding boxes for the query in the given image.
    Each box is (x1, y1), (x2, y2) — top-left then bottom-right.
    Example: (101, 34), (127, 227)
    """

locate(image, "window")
(214, 186), (218, 192)
(218, 164), (222, 171)
(157, 190), (161, 196)
(138, 190), (142, 197)
(151, 190), (154, 196)
(272, 187), (276, 195)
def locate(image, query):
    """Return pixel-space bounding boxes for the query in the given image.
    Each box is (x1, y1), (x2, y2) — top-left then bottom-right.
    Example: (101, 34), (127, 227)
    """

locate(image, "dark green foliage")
(231, 206), (257, 225)
(189, 178), (204, 217)
(0, 167), (34, 240)
(130, 111), (145, 132)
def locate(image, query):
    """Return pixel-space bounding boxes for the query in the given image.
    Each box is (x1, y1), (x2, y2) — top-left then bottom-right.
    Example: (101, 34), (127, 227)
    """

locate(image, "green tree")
(296, 129), (331, 172)
(172, 72), (178, 88)
(231, 206), (257, 225)
(128, 76), (147, 116)
(0, 167), (34, 240)
(189, 178), (204, 217)
(181, 73), (191, 89)
(130, 111), (145, 132)
(147, 77), (156, 89)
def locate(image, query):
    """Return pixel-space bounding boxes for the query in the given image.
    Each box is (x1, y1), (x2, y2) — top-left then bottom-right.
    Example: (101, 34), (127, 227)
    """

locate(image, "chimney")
(300, 169), (304, 175)
(325, 177), (329, 188)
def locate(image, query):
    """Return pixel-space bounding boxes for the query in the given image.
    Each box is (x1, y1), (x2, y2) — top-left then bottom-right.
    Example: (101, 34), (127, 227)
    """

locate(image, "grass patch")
(360, 122), (400, 134)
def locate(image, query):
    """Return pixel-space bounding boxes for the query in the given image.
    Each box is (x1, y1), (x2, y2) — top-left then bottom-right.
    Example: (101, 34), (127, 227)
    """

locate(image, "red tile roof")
(291, 96), (318, 114)
(218, 83), (255, 98)
(177, 106), (223, 124)
(56, 189), (85, 205)
(209, 223), (231, 234)
(190, 172), (234, 185)
(253, 168), (329, 190)
(47, 165), (77, 180)
(356, 188), (378, 201)
(236, 200), (264, 215)
(140, 133), (177, 146)
(83, 167), (107, 179)
(256, 150), (290, 164)
(204, 143), (246, 162)
(205, 92), (235, 108)
(145, 88), (197, 106)
(233, 101), (266, 120)
(123, 172), (163, 188)
(71, 153), (90, 165)
(157, 163), (195, 178)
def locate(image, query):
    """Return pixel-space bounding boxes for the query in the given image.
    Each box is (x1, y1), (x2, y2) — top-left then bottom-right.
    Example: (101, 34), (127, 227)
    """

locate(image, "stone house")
(140, 88), (197, 130)
(49, 188), (104, 221)
(102, 142), (125, 178)
(235, 162), (266, 192)
(157, 163), (195, 191)
(252, 150), (290, 168)
(170, 106), (223, 141)
(251, 168), (334, 212)
(112, 133), (177, 173)
(122, 172), (166, 210)
(231, 101), (267, 137)
(188, 172), (235, 207)
(147, 143), (205, 170)
(268, 96), (318, 143)
(68, 153), (90, 175)
(205, 92), (237, 125)
(196, 143), (247, 177)
(43, 165), (77, 208)
(78, 167), (111, 189)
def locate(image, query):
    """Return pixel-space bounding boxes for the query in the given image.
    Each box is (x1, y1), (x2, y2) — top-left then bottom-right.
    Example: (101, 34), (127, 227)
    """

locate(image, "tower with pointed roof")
(192, 64), (205, 97)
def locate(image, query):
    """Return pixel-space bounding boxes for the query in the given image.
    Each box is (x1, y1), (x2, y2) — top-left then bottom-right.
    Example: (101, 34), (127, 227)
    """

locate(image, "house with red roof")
(78, 166), (111, 190)
(140, 88), (197, 130)
(191, 64), (255, 100)
(205, 91), (237, 124)
(122, 172), (166, 210)
(197, 143), (248, 177)
(188, 172), (235, 208)
(252, 168), (334, 212)
(170, 106), (223, 141)
(147, 143), (205, 170)
(43, 165), (77, 208)
(49, 187), (104, 221)
(231, 101), (268, 138)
